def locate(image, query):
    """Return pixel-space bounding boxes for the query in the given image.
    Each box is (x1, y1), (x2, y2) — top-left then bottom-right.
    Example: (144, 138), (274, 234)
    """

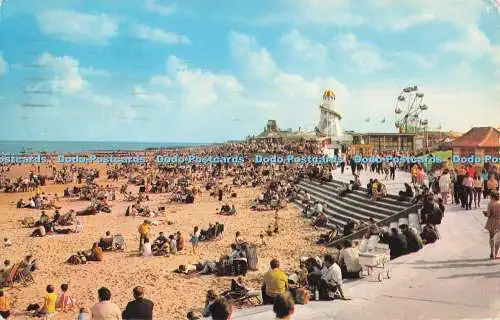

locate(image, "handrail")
(326, 204), (421, 247)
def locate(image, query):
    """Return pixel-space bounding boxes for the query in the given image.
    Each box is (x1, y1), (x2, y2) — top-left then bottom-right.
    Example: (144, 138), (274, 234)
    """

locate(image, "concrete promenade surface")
(233, 170), (500, 320)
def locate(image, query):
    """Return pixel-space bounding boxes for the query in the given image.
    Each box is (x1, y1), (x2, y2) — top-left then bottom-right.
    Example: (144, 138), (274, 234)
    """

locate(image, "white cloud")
(36, 52), (86, 93)
(166, 55), (243, 108)
(279, 29), (328, 62)
(334, 33), (387, 73)
(150, 75), (172, 87)
(132, 24), (191, 45)
(228, 31), (278, 78)
(36, 10), (119, 44)
(133, 85), (170, 106)
(441, 24), (500, 66)
(453, 61), (473, 78)
(391, 52), (438, 70)
(251, 0), (486, 31)
(145, 0), (176, 15)
(80, 67), (110, 77)
(0, 55), (7, 75)
(228, 30), (350, 129)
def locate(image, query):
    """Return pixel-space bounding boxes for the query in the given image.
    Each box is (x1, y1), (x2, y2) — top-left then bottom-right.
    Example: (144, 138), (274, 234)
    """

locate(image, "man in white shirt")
(320, 254), (350, 300)
(338, 240), (361, 278)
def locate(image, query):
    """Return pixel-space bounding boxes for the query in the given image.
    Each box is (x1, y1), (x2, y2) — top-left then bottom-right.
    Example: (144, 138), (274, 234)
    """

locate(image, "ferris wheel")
(394, 85), (428, 133)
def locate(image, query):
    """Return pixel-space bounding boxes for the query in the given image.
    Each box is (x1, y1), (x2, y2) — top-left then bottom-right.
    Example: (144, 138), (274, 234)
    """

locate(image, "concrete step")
(301, 179), (412, 209)
(293, 201), (346, 227)
(296, 183), (391, 222)
(298, 180), (404, 217)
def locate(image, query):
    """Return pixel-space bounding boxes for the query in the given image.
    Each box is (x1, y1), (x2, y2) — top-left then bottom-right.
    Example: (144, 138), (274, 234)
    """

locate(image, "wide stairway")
(293, 178), (421, 244)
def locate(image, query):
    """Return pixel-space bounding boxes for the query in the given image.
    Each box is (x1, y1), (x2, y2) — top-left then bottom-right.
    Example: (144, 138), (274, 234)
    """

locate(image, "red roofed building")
(450, 127), (500, 160)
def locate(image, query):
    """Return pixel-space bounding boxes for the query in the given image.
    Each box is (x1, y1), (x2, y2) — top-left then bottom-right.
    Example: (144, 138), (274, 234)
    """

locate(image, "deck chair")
(222, 279), (261, 307)
(113, 234), (125, 250)
(14, 265), (35, 286)
(5, 263), (21, 290)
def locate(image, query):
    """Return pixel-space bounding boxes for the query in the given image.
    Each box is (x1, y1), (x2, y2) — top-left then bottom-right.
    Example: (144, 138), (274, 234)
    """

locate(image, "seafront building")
(250, 89), (461, 154)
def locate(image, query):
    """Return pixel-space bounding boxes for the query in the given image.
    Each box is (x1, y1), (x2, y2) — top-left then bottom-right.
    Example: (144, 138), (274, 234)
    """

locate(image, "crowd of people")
(0, 140), (499, 319)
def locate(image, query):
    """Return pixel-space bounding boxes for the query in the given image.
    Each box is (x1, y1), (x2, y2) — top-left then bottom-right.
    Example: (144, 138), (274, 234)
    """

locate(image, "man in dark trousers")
(122, 286), (154, 320)
(389, 228), (409, 260)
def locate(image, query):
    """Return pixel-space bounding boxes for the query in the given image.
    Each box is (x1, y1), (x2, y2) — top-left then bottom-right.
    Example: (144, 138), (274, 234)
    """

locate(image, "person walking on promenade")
(484, 192), (500, 259)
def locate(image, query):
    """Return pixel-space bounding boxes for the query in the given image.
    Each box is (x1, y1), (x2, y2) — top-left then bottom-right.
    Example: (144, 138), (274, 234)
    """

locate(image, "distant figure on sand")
(138, 220), (151, 252)
(190, 226), (200, 254)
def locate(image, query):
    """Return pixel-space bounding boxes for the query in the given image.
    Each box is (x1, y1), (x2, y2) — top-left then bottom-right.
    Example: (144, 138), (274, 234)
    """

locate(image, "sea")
(0, 141), (210, 154)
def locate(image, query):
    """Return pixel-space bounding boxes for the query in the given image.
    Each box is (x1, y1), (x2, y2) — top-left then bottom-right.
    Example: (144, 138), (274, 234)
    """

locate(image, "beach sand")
(0, 164), (326, 319)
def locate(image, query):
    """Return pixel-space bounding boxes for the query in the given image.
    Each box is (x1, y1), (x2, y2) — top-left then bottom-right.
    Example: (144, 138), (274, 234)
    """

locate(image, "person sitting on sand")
(312, 212), (328, 228)
(98, 231), (114, 251)
(0, 290), (10, 319)
(208, 298), (233, 320)
(262, 259), (288, 304)
(31, 224), (47, 237)
(266, 225), (274, 237)
(87, 243), (104, 262)
(56, 283), (75, 312)
(186, 310), (201, 320)
(36, 285), (57, 317)
(202, 290), (218, 317)
(0, 260), (12, 287)
(39, 211), (49, 225)
(234, 231), (244, 244)
(154, 232), (168, 247)
(3, 238), (12, 248)
(19, 255), (37, 272)
(77, 307), (91, 320)
(169, 235), (177, 255)
(260, 233), (267, 246)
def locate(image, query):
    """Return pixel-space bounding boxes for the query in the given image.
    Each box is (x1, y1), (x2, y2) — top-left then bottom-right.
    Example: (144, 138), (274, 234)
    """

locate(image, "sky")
(0, 0), (499, 143)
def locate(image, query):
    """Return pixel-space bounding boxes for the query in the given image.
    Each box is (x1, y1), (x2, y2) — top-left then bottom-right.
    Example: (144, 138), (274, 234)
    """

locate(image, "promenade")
(233, 170), (500, 320)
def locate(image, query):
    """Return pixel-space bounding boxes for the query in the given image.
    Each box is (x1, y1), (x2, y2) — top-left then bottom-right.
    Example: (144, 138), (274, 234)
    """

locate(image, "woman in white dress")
(439, 169), (452, 205)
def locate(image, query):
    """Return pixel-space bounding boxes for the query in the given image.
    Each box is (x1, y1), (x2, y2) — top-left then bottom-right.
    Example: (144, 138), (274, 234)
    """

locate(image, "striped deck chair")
(14, 264), (35, 286)
(5, 263), (21, 290)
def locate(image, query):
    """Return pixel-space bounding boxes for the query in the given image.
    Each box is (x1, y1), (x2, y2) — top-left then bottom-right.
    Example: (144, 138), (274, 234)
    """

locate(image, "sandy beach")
(0, 163), (325, 319)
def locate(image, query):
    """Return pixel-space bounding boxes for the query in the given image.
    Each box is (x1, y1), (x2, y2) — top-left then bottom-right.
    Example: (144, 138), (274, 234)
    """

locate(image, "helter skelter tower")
(317, 89), (343, 138)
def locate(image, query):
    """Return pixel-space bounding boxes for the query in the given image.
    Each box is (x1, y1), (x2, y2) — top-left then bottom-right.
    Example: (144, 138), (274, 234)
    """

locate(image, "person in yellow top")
(138, 220), (151, 252)
(38, 284), (57, 316)
(411, 165), (418, 183)
(0, 290), (10, 319)
(262, 259), (288, 303)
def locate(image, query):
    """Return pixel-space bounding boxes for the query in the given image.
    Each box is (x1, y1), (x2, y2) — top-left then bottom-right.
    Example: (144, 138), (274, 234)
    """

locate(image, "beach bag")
(243, 244), (258, 271)
(295, 288), (310, 305)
